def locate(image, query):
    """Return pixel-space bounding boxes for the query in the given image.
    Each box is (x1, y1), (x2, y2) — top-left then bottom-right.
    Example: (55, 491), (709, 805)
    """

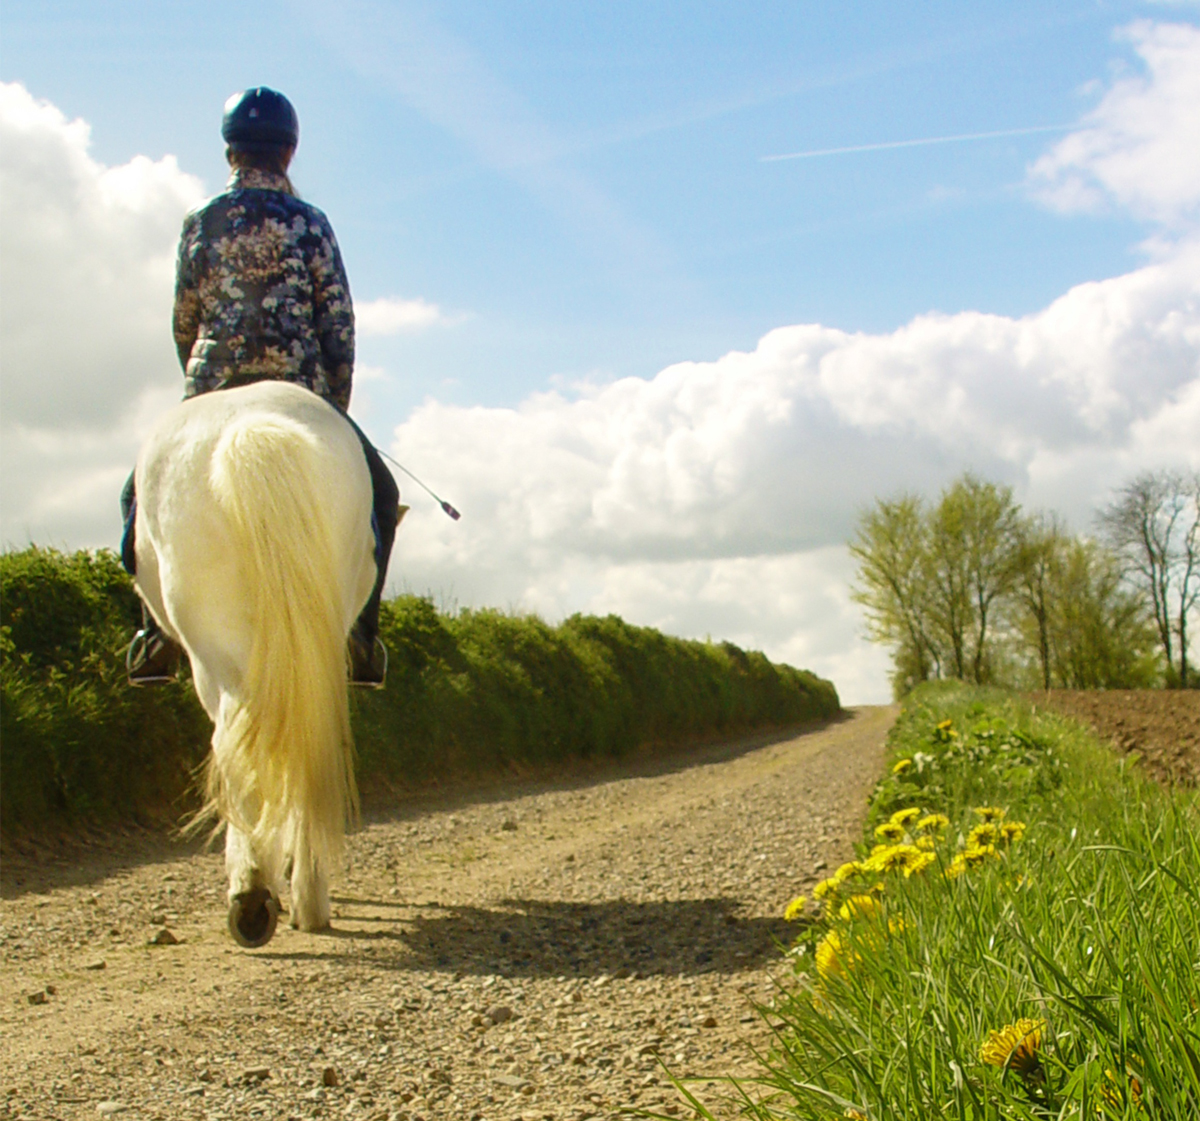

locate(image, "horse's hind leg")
(289, 826), (331, 933)
(225, 823), (283, 948)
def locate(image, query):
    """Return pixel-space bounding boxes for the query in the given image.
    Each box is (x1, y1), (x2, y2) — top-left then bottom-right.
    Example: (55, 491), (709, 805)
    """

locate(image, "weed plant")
(1, 547), (838, 831)
(678, 682), (1200, 1119)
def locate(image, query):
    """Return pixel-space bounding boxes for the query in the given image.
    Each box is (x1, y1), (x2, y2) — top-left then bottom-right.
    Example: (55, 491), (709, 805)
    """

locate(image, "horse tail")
(203, 411), (358, 875)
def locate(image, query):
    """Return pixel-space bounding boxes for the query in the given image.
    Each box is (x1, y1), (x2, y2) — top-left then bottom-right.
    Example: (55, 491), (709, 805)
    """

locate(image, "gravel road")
(2, 706), (894, 1121)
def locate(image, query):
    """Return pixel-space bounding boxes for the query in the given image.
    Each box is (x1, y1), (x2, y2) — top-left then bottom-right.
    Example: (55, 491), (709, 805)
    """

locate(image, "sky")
(2, 1), (1198, 704)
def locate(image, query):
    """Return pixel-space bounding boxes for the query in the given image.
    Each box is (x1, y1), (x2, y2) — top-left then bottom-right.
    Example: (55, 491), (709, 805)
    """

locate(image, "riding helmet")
(221, 87), (299, 151)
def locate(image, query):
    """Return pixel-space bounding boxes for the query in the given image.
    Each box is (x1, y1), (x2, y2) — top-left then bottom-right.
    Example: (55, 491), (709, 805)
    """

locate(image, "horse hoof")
(228, 888), (279, 948)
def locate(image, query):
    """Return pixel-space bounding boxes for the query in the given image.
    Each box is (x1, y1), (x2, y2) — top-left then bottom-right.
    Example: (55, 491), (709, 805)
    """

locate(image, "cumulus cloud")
(388, 245), (1200, 701)
(356, 295), (446, 335)
(1028, 21), (1200, 226)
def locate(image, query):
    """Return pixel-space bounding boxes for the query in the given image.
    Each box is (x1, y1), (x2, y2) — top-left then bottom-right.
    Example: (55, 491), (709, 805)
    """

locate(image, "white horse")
(133, 381), (377, 947)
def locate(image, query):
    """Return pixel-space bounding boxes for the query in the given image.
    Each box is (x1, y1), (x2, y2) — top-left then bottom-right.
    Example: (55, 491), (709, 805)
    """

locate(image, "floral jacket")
(173, 167), (354, 411)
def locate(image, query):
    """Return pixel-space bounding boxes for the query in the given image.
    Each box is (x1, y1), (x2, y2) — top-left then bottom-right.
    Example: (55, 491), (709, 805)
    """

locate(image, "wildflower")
(902, 851), (936, 877)
(844, 1110), (869, 1120)
(916, 835), (936, 851)
(968, 822), (1000, 847)
(999, 821), (1026, 844)
(889, 807), (921, 828)
(838, 894), (881, 922)
(917, 813), (949, 834)
(813, 877), (838, 900)
(979, 1017), (1046, 1077)
(783, 896), (807, 922)
(874, 821), (905, 842)
(945, 853), (969, 880)
(891, 758), (913, 776)
(865, 843), (925, 875)
(815, 929), (857, 980)
(937, 719), (954, 731)
(832, 861), (865, 885)
(962, 843), (998, 866)
(973, 806), (1006, 823)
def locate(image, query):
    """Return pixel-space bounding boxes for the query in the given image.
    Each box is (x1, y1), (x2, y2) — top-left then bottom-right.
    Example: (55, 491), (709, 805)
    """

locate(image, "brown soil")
(1031, 689), (1200, 785)
(0, 707), (895, 1121)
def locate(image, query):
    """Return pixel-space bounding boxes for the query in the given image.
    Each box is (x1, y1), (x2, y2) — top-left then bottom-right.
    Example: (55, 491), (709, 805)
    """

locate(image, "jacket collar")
(228, 167), (291, 192)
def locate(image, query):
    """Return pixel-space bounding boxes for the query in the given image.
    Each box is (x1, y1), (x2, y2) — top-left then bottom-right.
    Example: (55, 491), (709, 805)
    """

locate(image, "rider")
(123, 87), (399, 688)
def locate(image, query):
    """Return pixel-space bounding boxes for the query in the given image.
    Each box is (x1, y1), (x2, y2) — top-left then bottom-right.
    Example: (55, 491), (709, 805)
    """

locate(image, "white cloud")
(1028, 21), (1200, 226)
(388, 243), (1200, 703)
(356, 296), (446, 336)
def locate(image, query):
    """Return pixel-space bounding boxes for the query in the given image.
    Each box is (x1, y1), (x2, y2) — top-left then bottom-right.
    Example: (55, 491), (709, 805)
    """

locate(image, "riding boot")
(127, 605), (183, 686)
(345, 417), (402, 689)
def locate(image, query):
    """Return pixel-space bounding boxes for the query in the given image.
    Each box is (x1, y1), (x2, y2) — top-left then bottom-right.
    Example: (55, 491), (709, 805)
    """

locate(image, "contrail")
(761, 124), (1071, 163)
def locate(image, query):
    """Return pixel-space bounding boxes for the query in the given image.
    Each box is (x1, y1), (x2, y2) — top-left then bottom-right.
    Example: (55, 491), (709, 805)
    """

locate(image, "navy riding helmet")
(221, 87), (299, 151)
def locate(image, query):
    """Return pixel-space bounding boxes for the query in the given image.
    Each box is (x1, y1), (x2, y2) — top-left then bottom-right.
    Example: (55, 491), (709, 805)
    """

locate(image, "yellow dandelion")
(833, 860), (865, 885)
(999, 821), (1027, 844)
(889, 807), (921, 828)
(945, 853), (969, 880)
(838, 894), (881, 922)
(973, 806), (1006, 823)
(916, 835), (936, 851)
(962, 843), (998, 866)
(813, 877), (838, 900)
(783, 896), (807, 922)
(1099, 1066), (1143, 1110)
(874, 821), (905, 842)
(815, 929), (858, 980)
(968, 822), (1000, 847)
(864, 843), (925, 874)
(979, 1017), (1046, 1076)
(936, 719), (953, 730)
(902, 851), (936, 877)
(891, 758), (913, 776)
(844, 1110), (869, 1120)
(917, 813), (949, 833)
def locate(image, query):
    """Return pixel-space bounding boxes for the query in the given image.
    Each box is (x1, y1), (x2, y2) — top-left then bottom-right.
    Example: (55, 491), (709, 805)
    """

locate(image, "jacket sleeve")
(310, 218), (355, 411)
(172, 214), (201, 373)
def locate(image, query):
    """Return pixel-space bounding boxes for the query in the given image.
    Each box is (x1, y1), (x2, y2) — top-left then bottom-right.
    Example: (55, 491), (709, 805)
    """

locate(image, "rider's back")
(173, 168), (354, 409)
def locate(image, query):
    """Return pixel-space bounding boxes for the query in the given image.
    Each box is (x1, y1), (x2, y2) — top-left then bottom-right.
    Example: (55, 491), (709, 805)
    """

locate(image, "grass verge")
(676, 682), (1200, 1119)
(1, 547), (838, 832)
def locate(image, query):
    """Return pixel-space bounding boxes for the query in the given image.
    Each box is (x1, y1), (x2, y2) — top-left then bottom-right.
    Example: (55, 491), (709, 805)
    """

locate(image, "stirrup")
(126, 628), (181, 686)
(349, 636), (388, 689)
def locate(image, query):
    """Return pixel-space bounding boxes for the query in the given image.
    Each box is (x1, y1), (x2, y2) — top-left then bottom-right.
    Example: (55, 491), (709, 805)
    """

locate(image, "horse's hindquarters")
(134, 383), (376, 943)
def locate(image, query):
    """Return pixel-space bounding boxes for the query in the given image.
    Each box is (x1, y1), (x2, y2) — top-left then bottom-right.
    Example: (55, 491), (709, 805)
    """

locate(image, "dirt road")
(1, 707), (894, 1121)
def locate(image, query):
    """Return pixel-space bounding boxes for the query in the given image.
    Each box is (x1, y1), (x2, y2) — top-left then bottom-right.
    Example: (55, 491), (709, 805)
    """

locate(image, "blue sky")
(4, 1), (1155, 413)
(2, 2), (1197, 701)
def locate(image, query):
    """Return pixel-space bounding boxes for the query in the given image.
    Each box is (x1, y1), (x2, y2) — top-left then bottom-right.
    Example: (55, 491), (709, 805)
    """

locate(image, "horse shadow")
(260, 895), (797, 979)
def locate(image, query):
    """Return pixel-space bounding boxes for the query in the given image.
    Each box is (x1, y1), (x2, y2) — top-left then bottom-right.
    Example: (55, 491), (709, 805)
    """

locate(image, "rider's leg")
(121, 469), (183, 685)
(344, 421), (400, 686)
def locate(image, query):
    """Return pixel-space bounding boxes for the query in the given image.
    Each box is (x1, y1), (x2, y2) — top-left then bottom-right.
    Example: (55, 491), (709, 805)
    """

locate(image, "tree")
(1013, 513), (1066, 690)
(1099, 471), (1200, 687)
(849, 496), (941, 696)
(1044, 538), (1159, 689)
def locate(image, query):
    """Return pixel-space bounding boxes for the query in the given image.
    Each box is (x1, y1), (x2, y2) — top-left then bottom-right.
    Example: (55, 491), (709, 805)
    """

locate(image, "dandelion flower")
(999, 821), (1026, 844)
(962, 844), (998, 867)
(945, 854), (969, 880)
(902, 851), (936, 877)
(815, 929), (858, 980)
(844, 1110), (869, 1120)
(813, 877), (838, 900)
(838, 894), (881, 922)
(783, 896), (807, 922)
(968, 822), (1000, 847)
(973, 806), (1006, 823)
(889, 807), (921, 828)
(833, 861), (865, 885)
(891, 758), (913, 776)
(916, 835), (936, 851)
(865, 844), (925, 875)
(874, 821), (905, 842)
(917, 813), (949, 834)
(1101, 1067), (1143, 1108)
(979, 1017), (1046, 1077)
(936, 719), (953, 730)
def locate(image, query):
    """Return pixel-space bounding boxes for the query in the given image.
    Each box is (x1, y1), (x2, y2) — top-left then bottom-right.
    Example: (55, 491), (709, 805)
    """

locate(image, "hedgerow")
(1, 547), (839, 831)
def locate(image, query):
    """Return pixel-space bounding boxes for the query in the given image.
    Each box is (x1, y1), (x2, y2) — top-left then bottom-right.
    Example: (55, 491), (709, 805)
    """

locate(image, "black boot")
(126, 609), (182, 686)
(348, 626), (388, 688)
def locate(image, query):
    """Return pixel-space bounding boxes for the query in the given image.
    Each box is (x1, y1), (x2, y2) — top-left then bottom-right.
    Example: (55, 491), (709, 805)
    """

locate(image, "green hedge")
(1, 547), (839, 830)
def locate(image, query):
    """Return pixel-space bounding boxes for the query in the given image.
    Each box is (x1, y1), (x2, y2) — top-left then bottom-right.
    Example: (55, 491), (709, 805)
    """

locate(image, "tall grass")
(1, 547), (838, 831)
(680, 683), (1200, 1119)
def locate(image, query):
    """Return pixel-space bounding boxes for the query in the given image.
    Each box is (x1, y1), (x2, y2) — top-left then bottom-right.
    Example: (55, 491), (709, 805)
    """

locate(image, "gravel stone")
(0, 708), (892, 1119)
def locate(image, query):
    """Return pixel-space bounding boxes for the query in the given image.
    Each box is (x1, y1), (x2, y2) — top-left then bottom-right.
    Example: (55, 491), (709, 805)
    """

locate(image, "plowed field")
(1031, 689), (1200, 785)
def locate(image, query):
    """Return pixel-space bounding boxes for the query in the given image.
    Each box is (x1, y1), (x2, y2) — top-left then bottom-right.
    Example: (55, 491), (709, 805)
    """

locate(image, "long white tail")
(204, 412), (357, 876)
